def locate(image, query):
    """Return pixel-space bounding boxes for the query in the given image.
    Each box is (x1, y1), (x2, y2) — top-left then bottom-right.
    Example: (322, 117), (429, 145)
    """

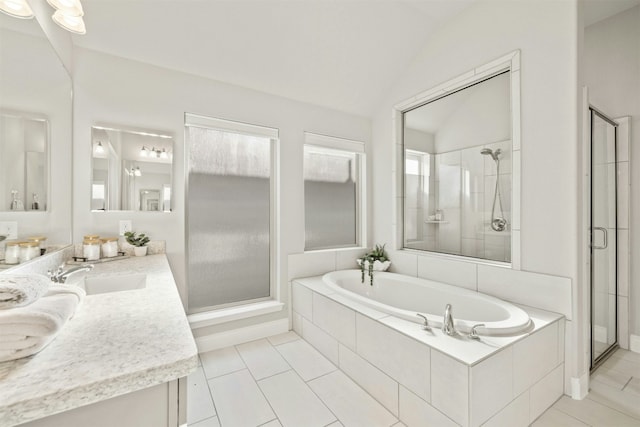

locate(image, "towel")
(0, 285), (85, 362)
(0, 274), (51, 309)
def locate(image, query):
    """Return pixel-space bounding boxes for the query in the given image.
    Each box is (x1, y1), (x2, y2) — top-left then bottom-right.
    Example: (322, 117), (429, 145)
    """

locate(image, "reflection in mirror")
(91, 126), (173, 211)
(403, 71), (512, 263)
(0, 8), (73, 257)
(0, 112), (48, 211)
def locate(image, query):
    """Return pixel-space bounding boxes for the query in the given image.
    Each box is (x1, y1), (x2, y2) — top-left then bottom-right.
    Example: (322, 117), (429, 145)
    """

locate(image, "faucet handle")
(468, 323), (485, 340)
(415, 313), (431, 331)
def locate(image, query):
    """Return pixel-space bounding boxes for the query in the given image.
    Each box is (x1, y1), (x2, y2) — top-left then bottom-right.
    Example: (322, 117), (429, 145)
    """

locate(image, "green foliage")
(358, 244), (389, 285)
(124, 231), (150, 247)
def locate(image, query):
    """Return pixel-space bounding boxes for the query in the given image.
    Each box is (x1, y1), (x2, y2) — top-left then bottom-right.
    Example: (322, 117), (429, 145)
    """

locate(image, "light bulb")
(52, 9), (86, 34)
(160, 149), (169, 159)
(95, 141), (104, 154)
(47, 0), (83, 16)
(140, 146), (148, 157)
(0, 0), (34, 19)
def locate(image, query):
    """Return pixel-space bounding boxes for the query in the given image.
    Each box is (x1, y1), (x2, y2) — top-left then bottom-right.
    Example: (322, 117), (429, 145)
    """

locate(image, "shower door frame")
(589, 106), (619, 371)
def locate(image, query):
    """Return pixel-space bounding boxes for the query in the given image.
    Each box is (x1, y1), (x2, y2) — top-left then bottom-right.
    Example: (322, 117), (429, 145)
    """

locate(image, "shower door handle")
(591, 227), (608, 250)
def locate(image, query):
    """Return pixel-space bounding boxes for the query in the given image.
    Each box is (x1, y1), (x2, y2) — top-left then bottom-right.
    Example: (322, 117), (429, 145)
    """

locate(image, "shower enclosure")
(590, 107), (618, 369)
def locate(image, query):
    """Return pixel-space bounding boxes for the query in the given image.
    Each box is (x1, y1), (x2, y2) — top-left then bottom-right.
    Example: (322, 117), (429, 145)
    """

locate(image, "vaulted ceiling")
(72, 0), (640, 117)
(74, 1), (475, 117)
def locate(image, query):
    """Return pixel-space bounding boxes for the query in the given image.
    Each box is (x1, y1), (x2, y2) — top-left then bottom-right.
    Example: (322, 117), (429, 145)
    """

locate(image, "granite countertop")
(0, 254), (198, 427)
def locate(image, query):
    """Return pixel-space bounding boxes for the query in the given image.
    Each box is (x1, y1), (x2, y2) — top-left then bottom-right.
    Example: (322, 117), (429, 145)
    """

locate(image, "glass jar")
(19, 241), (40, 263)
(27, 236), (47, 255)
(83, 239), (101, 261)
(4, 241), (23, 264)
(101, 237), (119, 258)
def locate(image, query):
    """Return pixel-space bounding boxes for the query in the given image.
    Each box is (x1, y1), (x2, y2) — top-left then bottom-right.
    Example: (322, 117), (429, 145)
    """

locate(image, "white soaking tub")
(322, 270), (532, 336)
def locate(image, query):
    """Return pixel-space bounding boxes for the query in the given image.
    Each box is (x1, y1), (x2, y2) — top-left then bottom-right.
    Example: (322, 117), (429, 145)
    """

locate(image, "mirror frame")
(90, 123), (174, 213)
(392, 50), (521, 269)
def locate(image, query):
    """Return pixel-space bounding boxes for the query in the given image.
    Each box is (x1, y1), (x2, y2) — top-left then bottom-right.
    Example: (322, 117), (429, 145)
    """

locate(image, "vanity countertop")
(0, 254), (198, 427)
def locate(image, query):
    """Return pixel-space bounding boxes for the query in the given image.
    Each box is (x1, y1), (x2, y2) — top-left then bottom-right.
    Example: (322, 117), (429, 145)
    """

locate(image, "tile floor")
(188, 333), (640, 427)
(533, 348), (640, 427)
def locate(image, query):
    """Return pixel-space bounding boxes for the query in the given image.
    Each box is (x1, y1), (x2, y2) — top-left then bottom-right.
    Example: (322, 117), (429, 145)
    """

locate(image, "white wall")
(372, 0), (582, 391)
(584, 5), (640, 338)
(72, 47), (371, 335)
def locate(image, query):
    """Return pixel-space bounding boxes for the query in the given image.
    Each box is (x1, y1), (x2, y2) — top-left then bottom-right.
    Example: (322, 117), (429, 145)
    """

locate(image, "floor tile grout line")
(201, 363), (221, 425)
(540, 406), (592, 427)
(200, 346), (248, 380)
(307, 367), (400, 426)
(235, 339), (294, 383)
(621, 375), (633, 391)
(583, 393), (640, 422)
(293, 368), (341, 426)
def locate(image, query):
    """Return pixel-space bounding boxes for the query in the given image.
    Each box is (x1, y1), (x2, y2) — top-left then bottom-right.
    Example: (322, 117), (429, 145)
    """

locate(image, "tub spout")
(443, 304), (457, 336)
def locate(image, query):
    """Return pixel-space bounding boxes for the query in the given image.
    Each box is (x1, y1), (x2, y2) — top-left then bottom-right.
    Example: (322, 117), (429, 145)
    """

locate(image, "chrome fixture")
(442, 304), (458, 336)
(48, 263), (94, 283)
(481, 148), (508, 232)
(416, 313), (431, 331)
(468, 323), (485, 340)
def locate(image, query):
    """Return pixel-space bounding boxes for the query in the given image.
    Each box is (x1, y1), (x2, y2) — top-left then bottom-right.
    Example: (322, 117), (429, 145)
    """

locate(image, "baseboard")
(194, 318), (289, 353)
(571, 373), (589, 400)
(630, 334), (640, 354)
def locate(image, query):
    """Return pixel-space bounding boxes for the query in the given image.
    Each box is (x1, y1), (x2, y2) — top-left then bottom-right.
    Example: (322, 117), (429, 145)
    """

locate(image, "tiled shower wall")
(407, 140), (512, 262)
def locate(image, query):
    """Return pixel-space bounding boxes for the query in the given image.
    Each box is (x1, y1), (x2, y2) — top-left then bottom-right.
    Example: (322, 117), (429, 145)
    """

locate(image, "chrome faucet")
(443, 304), (457, 336)
(48, 263), (94, 283)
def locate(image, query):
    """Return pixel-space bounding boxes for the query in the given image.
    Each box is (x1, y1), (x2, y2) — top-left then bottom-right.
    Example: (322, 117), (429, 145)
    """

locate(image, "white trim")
(303, 136), (367, 251)
(185, 113), (279, 139)
(392, 50), (521, 270)
(194, 318), (289, 353)
(188, 300), (284, 329)
(630, 334), (640, 354)
(304, 132), (364, 153)
(571, 373), (589, 400)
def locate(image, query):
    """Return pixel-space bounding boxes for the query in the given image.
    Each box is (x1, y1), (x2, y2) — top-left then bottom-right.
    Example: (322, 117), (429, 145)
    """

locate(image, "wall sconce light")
(0, 0), (34, 19)
(133, 166), (142, 177)
(48, 0), (86, 34)
(140, 146), (171, 159)
(94, 141), (105, 155)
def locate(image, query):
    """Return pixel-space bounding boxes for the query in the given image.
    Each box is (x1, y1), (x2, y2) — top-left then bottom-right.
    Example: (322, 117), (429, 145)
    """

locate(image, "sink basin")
(81, 273), (147, 295)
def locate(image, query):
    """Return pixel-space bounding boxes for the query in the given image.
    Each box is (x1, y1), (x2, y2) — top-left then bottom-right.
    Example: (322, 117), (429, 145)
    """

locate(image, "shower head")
(480, 148), (501, 162)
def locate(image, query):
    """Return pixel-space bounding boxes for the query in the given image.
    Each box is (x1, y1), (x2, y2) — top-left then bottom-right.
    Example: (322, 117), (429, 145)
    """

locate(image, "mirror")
(91, 126), (173, 212)
(0, 112), (48, 211)
(0, 9), (73, 258)
(402, 71), (512, 263)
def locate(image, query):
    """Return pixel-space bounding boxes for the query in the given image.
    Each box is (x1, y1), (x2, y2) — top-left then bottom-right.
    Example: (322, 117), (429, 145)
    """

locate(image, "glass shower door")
(590, 108), (618, 368)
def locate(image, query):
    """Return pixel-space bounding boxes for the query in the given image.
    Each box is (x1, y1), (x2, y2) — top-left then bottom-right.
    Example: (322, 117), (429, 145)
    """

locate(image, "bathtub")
(322, 270), (532, 336)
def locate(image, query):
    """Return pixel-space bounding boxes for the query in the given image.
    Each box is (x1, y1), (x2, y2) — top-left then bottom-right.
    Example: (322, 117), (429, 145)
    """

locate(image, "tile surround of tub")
(292, 277), (565, 426)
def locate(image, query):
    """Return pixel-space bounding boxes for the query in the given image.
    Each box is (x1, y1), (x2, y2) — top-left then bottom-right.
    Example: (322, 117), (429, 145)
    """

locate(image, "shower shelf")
(424, 220), (450, 224)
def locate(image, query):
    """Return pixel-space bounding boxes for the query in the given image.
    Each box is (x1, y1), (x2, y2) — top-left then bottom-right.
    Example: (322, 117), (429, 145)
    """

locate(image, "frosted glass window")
(186, 124), (274, 312)
(304, 146), (360, 250)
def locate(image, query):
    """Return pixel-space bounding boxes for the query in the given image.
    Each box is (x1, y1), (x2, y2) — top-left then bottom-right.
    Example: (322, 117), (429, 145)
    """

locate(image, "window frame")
(303, 132), (366, 252)
(184, 113), (281, 319)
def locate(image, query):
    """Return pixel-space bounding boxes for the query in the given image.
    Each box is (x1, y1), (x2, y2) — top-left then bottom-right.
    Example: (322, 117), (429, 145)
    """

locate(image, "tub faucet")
(443, 304), (457, 336)
(48, 263), (94, 283)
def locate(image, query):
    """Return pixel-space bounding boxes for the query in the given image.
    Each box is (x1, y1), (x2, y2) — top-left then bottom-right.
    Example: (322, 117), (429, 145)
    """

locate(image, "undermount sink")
(81, 273), (147, 295)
